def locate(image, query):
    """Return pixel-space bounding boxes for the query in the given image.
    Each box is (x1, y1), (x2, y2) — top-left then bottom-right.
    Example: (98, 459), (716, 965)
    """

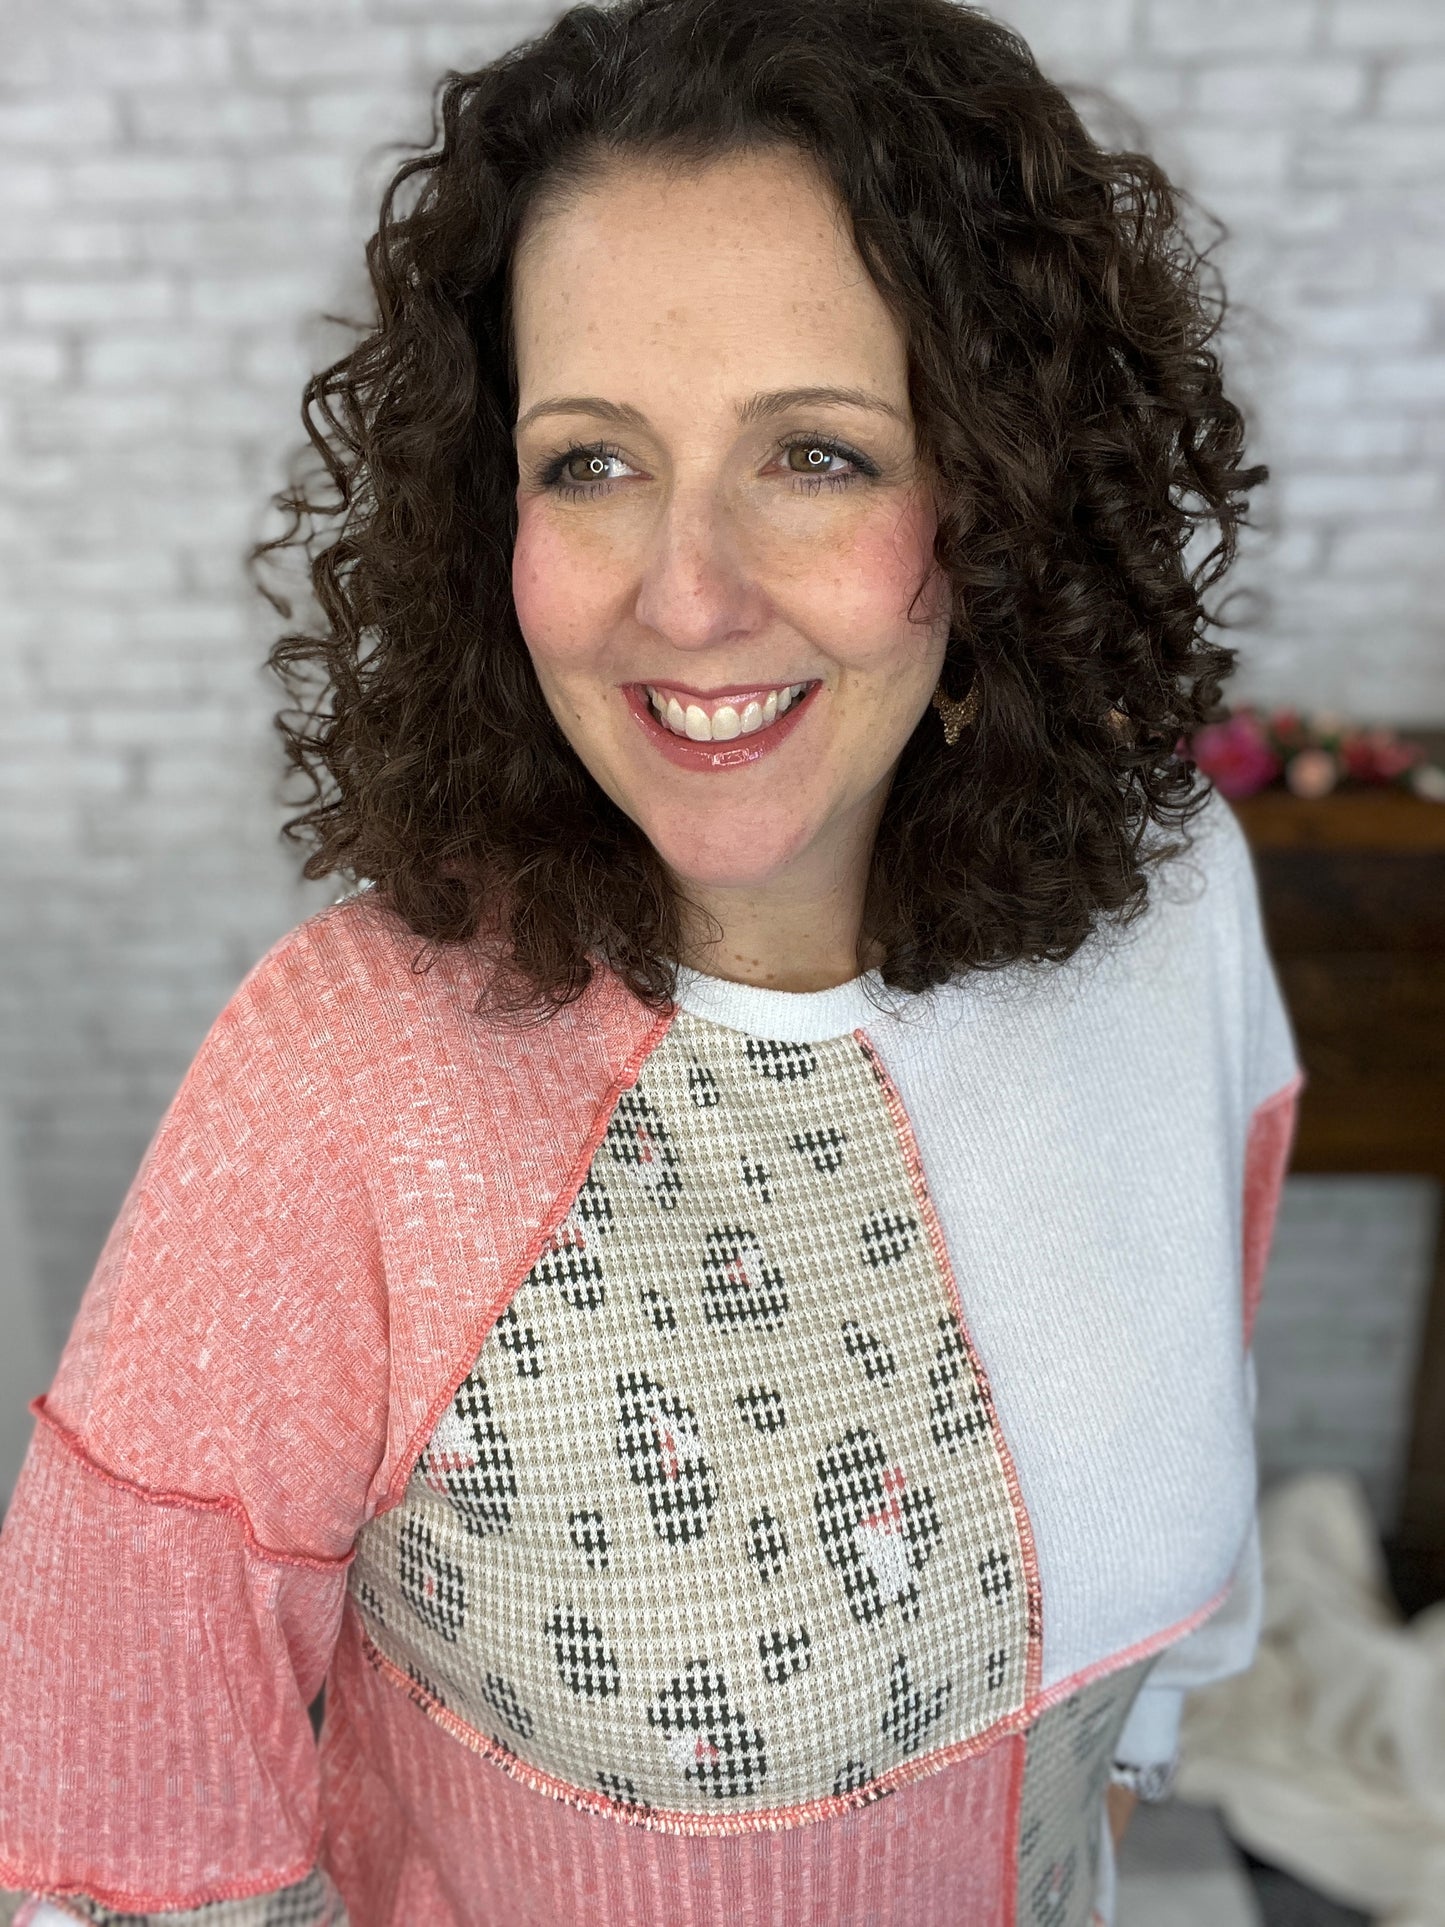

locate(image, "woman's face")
(510, 147), (950, 906)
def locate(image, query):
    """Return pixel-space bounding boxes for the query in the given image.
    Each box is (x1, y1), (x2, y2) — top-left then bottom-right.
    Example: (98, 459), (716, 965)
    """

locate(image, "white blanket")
(1177, 1471), (1445, 1926)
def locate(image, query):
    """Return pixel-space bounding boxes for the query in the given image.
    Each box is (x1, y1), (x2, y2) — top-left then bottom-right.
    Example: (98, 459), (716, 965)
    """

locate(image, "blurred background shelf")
(1235, 745), (1445, 1613)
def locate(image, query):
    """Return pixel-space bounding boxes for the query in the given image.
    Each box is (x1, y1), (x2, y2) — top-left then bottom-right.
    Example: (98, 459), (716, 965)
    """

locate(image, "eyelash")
(535, 432), (879, 501)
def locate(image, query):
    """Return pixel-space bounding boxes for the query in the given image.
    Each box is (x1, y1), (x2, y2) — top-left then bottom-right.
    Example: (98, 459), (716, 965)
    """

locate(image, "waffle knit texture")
(0, 791), (1299, 1926)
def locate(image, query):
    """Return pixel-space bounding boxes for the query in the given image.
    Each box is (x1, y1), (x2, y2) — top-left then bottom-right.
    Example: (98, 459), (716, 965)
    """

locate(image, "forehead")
(510, 148), (910, 408)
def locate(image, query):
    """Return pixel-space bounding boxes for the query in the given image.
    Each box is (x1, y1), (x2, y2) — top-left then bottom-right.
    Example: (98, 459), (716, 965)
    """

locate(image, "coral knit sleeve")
(0, 917), (389, 1914)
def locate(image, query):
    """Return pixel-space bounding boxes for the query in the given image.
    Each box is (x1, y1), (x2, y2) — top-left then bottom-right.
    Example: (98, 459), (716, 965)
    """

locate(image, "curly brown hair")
(258, 0), (1263, 1015)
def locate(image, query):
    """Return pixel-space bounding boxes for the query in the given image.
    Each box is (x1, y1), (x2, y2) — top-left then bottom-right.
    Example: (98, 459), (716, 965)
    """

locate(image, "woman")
(0, 1), (1300, 1922)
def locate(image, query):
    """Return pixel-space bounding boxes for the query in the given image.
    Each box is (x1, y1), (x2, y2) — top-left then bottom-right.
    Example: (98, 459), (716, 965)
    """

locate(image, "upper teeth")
(645, 683), (810, 741)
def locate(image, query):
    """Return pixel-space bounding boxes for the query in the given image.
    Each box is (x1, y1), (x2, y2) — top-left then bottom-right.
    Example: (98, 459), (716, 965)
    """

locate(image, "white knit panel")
(675, 795), (1299, 1688)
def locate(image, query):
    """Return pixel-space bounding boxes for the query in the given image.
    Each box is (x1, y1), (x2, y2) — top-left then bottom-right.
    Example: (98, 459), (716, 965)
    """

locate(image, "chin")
(638, 809), (819, 894)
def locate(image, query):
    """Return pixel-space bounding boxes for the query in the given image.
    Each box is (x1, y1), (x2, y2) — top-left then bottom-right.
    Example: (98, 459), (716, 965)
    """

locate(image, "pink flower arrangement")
(1184, 707), (1444, 803)
(1186, 711), (1282, 800)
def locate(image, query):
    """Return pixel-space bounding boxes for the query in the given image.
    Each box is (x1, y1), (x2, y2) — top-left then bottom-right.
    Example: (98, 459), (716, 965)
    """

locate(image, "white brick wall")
(1003, 0), (1445, 721)
(3, 0), (1443, 1351)
(1254, 1178), (1439, 1528)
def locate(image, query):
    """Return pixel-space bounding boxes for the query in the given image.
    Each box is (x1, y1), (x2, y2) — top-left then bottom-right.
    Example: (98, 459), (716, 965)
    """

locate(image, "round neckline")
(670, 964), (904, 1043)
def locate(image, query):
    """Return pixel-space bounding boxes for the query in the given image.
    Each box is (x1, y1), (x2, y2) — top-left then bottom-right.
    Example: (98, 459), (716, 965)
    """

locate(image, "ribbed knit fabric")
(322, 1607), (1025, 1926)
(0, 790), (1299, 1926)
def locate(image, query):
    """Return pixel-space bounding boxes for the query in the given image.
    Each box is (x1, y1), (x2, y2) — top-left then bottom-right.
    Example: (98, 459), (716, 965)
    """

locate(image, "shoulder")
(1091, 783), (1299, 1109)
(217, 890), (474, 1050)
(231, 891), (658, 1094)
(924, 783), (1296, 1110)
(192, 891), (517, 1121)
(1137, 783), (1260, 939)
(1058, 782), (1266, 1002)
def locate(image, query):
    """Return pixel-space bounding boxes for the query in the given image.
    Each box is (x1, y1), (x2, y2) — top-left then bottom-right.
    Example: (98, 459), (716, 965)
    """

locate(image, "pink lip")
(622, 682), (818, 772)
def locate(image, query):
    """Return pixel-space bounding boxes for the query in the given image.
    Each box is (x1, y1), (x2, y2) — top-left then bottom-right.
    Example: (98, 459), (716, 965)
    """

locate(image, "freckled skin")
(510, 149), (950, 989)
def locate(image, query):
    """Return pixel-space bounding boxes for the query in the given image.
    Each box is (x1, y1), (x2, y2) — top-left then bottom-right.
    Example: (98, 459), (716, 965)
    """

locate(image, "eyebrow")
(513, 385), (909, 437)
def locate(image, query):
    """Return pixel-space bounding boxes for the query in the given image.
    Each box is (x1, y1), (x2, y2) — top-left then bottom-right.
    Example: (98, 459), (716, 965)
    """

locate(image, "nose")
(632, 483), (771, 654)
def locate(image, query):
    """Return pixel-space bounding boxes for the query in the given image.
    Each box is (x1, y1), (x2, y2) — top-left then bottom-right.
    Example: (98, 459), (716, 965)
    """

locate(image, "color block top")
(0, 792), (1300, 1927)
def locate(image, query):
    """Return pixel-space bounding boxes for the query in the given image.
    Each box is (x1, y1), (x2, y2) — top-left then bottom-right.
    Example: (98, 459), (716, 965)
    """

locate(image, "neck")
(672, 810), (883, 995)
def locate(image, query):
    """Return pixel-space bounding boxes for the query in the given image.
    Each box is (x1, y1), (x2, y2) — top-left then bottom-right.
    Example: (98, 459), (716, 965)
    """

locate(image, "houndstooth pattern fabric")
(41, 1869), (346, 1925)
(1014, 1661), (1154, 1927)
(349, 1011), (1034, 1823)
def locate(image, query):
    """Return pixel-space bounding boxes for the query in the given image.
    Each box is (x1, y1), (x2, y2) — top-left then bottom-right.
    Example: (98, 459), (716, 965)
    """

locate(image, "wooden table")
(1233, 782), (1445, 1612)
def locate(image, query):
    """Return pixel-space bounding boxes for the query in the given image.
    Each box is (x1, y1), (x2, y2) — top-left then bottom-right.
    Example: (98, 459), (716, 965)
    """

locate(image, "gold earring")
(932, 680), (980, 746)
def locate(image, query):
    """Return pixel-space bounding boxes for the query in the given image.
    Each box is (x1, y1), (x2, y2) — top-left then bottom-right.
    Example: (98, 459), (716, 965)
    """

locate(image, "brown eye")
(784, 443), (842, 475)
(563, 450), (615, 485)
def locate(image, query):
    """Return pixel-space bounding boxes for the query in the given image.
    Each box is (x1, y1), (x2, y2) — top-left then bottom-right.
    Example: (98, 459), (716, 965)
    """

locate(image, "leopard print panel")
(1014, 1661), (1154, 1927)
(348, 1011), (1037, 1827)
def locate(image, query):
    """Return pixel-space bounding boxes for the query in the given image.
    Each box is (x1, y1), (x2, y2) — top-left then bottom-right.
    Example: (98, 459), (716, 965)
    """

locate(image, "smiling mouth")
(642, 681), (814, 743)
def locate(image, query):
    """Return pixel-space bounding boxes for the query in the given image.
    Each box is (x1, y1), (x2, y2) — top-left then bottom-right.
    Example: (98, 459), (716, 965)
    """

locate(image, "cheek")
(511, 505), (604, 667)
(796, 495), (945, 663)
